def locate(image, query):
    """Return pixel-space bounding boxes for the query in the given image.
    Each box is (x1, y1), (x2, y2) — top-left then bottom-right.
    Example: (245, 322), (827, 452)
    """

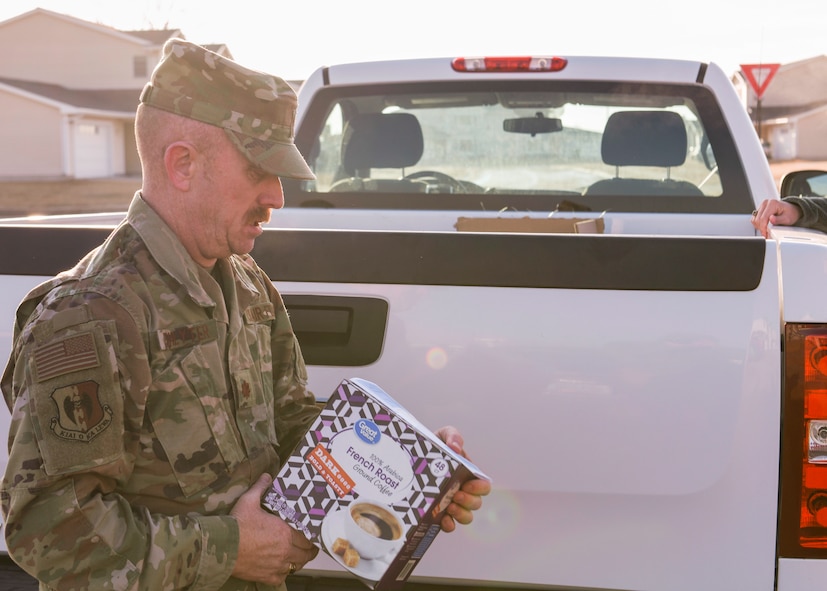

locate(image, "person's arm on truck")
(752, 196), (827, 237)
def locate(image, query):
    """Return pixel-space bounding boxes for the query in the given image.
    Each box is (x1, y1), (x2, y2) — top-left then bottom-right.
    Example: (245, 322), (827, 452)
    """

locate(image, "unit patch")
(49, 380), (113, 443)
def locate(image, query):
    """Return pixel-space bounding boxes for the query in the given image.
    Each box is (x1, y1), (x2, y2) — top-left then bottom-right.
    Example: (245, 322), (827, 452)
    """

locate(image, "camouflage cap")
(140, 38), (315, 180)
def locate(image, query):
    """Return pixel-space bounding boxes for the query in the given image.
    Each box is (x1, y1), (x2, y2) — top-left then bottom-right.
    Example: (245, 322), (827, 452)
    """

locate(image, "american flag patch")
(33, 332), (100, 382)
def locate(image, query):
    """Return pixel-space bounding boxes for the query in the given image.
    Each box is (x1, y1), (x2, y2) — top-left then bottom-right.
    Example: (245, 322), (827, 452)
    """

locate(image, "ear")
(163, 141), (197, 191)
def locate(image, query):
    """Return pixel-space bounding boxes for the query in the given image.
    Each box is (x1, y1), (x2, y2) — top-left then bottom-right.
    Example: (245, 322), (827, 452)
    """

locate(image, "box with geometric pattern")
(261, 378), (490, 590)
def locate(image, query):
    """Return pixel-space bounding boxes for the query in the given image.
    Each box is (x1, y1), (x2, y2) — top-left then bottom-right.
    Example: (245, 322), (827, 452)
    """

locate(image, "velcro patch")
(49, 380), (113, 443)
(33, 331), (100, 382)
(30, 322), (124, 476)
(156, 320), (218, 351)
(243, 303), (275, 324)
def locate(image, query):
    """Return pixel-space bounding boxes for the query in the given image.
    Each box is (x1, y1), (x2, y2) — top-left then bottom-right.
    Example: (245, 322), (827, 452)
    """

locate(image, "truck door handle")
(281, 295), (388, 366)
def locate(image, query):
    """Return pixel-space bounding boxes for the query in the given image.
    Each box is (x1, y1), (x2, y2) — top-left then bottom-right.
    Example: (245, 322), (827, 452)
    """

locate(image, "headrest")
(601, 111), (688, 168)
(342, 113), (424, 172)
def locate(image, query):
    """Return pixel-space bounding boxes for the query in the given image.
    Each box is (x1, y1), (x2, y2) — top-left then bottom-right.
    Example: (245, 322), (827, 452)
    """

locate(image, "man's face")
(188, 135), (284, 266)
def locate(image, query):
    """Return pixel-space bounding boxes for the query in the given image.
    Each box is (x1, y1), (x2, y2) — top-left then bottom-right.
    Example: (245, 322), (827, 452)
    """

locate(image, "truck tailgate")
(249, 229), (782, 591)
(0, 226), (782, 590)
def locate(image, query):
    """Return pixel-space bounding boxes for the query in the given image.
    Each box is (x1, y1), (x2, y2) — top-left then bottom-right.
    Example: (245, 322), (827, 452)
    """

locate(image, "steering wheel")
(402, 170), (467, 193)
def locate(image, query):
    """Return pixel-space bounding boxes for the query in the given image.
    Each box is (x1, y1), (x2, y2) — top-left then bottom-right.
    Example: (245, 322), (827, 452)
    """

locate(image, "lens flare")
(426, 347), (448, 370)
(465, 490), (521, 543)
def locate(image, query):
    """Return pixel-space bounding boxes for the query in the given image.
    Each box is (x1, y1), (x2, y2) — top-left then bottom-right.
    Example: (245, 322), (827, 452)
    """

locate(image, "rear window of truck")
(288, 81), (752, 214)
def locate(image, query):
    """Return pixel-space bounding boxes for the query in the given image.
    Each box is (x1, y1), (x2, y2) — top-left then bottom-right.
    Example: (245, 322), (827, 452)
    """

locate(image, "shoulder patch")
(28, 322), (125, 476)
(49, 380), (113, 442)
(33, 332), (100, 382)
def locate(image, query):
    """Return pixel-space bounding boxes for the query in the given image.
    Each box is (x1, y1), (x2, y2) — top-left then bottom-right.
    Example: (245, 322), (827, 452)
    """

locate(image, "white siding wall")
(798, 110), (827, 160)
(0, 12), (157, 90)
(0, 91), (64, 177)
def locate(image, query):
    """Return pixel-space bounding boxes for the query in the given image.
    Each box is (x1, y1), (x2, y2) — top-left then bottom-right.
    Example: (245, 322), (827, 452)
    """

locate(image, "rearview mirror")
(780, 170), (827, 198)
(503, 112), (563, 136)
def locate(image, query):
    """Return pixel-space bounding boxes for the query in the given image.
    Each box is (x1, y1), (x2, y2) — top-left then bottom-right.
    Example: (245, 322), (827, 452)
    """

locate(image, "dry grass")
(0, 177), (141, 217)
(0, 161), (826, 217)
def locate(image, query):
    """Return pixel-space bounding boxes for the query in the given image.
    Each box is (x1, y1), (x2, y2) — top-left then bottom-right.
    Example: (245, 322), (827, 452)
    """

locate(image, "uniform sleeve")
(1, 296), (239, 591)
(785, 196), (827, 232)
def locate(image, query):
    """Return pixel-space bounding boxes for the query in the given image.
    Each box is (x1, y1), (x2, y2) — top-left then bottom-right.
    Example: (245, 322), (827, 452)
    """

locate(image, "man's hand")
(435, 426), (491, 533)
(752, 198), (802, 238)
(230, 473), (318, 585)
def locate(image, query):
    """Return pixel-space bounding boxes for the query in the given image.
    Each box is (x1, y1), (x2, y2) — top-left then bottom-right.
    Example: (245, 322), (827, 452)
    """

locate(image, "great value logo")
(329, 416), (415, 502)
(354, 418), (380, 444)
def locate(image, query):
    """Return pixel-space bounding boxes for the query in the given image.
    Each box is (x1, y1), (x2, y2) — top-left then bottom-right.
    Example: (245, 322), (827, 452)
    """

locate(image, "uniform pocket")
(147, 346), (243, 497)
(232, 318), (279, 449)
(233, 366), (278, 449)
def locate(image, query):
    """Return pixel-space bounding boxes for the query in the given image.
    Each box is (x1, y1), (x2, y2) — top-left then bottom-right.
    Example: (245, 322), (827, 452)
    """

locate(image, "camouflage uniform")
(0, 194), (320, 590)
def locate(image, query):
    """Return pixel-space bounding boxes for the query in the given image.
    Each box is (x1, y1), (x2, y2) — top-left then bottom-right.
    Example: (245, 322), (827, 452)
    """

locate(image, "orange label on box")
(307, 443), (356, 497)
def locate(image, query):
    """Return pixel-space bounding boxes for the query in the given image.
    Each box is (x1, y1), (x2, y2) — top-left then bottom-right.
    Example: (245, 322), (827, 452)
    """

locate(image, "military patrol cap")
(140, 38), (315, 180)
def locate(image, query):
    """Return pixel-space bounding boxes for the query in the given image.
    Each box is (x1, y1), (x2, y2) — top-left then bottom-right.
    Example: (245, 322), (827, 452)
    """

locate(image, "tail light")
(779, 324), (827, 556)
(451, 56), (568, 73)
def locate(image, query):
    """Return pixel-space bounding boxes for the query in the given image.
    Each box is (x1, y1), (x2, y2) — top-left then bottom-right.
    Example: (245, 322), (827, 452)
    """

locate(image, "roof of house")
(0, 8), (236, 115)
(754, 100), (827, 121)
(122, 29), (183, 45)
(0, 8), (163, 46)
(0, 77), (139, 114)
(124, 30), (233, 58)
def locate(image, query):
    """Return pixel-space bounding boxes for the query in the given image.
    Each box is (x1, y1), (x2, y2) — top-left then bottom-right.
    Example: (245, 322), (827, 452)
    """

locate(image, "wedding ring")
(752, 210), (758, 217)
(288, 562), (297, 575)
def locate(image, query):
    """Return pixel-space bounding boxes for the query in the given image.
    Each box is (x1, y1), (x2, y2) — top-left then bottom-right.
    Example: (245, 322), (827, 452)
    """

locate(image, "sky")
(1, 0), (825, 81)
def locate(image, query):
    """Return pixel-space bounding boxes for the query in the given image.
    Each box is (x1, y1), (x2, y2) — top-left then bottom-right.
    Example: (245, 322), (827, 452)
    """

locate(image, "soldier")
(0, 39), (489, 591)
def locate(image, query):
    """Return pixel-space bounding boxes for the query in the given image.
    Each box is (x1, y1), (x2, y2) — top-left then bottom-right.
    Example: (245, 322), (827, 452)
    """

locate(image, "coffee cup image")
(342, 500), (404, 560)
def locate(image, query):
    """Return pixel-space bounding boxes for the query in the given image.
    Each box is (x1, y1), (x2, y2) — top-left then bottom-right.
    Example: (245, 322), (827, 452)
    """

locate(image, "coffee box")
(261, 378), (490, 590)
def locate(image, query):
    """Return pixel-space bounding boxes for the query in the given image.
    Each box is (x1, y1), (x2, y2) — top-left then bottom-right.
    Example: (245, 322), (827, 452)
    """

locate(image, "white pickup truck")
(2, 54), (827, 591)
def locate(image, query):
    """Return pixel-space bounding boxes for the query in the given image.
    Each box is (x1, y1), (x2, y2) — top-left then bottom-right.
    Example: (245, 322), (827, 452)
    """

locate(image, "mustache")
(246, 207), (271, 225)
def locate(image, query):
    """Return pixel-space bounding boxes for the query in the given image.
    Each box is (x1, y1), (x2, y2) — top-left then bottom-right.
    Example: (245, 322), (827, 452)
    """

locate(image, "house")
(733, 55), (827, 161)
(0, 8), (231, 179)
